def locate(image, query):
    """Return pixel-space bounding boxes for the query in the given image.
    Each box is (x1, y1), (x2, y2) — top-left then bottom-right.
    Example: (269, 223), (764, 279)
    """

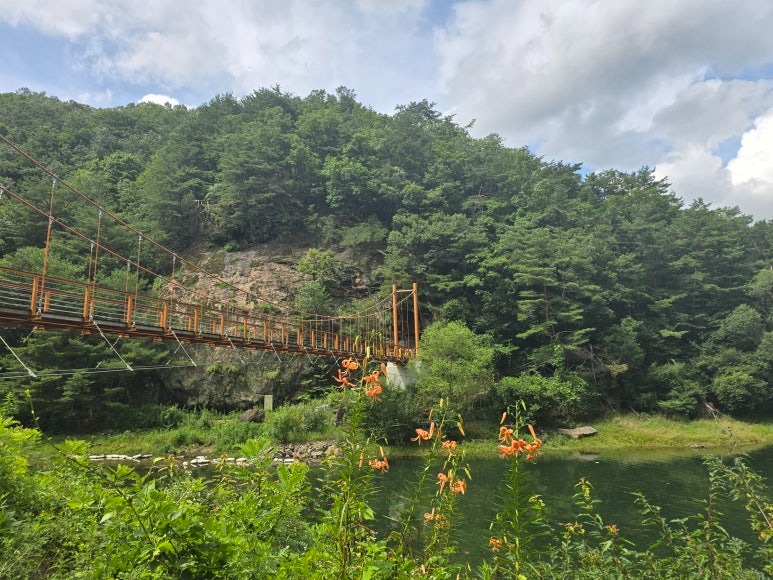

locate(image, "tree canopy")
(1, 87), (771, 426)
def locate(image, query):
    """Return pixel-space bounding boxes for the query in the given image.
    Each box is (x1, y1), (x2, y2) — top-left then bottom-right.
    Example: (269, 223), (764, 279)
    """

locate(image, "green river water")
(366, 445), (773, 565)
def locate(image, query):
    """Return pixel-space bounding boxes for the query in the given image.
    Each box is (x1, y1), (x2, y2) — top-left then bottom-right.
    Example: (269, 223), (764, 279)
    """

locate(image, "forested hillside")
(0, 87), (771, 430)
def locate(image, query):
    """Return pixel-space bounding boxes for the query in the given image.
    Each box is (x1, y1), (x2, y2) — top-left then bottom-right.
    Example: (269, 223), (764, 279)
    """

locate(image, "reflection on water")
(368, 445), (773, 565)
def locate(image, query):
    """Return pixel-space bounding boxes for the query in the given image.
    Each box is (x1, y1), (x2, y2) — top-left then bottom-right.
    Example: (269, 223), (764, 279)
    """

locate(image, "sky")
(1, 0), (772, 220)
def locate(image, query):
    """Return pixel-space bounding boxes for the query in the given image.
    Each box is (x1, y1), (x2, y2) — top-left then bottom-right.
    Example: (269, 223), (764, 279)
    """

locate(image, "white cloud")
(654, 145), (731, 206)
(1, 0), (773, 218)
(0, 0), (109, 39)
(0, 0), (436, 111)
(653, 79), (773, 149)
(728, 109), (773, 186)
(77, 89), (114, 107)
(724, 109), (773, 218)
(138, 93), (181, 107)
(435, 0), (773, 218)
(654, 110), (773, 219)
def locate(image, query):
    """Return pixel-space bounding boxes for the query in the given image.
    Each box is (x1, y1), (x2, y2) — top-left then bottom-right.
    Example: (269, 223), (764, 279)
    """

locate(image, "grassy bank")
(35, 410), (773, 462)
(549, 413), (773, 450)
(386, 414), (773, 460)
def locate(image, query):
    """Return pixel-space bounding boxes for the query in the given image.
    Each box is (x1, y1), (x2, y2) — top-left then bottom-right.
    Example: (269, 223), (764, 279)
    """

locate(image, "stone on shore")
(558, 426), (598, 439)
(239, 408), (265, 423)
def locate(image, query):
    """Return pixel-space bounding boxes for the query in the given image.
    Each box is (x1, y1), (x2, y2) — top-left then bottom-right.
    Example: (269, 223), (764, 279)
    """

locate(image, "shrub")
(495, 373), (587, 425)
(711, 367), (769, 414)
(415, 321), (495, 413)
(215, 421), (265, 452)
(169, 426), (207, 449)
(265, 402), (333, 443)
(362, 384), (419, 443)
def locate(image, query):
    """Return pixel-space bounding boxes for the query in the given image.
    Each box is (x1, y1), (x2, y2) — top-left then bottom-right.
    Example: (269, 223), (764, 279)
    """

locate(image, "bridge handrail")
(0, 266), (412, 361)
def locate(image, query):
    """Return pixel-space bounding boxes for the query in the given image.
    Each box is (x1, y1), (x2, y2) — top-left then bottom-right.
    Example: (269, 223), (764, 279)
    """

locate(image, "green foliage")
(0, 413), (39, 515)
(706, 453), (773, 575)
(265, 402), (333, 443)
(712, 305), (764, 352)
(647, 362), (706, 417)
(495, 372), (587, 425)
(711, 368), (768, 414)
(415, 321), (495, 413)
(362, 381), (418, 443)
(213, 420), (264, 452)
(2, 380), (773, 579)
(297, 248), (338, 283)
(2, 86), (772, 426)
(292, 279), (334, 315)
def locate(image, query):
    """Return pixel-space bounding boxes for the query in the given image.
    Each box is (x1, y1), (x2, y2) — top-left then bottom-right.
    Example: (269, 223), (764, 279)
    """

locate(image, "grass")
(387, 413), (773, 460)
(39, 402), (341, 459)
(33, 410), (773, 463)
(548, 414), (773, 451)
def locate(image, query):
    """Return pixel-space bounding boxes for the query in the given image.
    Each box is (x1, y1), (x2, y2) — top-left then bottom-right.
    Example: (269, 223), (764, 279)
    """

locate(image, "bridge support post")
(125, 295), (133, 326)
(413, 282), (420, 355)
(82, 286), (91, 320)
(160, 301), (168, 330)
(29, 276), (39, 315)
(392, 285), (398, 357)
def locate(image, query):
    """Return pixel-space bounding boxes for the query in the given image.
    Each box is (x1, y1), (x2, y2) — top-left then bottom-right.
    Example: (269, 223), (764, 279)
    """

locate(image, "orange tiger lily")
(332, 369), (355, 389)
(497, 423), (543, 460)
(341, 357), (359, 371)
(369, 457), (389, 472)
(450, 478), (467, 494)
(442, 440), (457, 453)
(411, 422), (436, 444)
(363, 371), (381, 384)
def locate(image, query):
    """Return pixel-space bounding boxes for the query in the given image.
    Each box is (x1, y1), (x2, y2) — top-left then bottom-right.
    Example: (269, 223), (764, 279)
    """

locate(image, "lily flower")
(369, 457), (389, 472)
(341, 357), (359, 371)
(442, 440), (457, 454)
(363, 370), (381, 384)
(450, 478), (467, 494)
(411, 422), (436, 444)
(497, 423), (543, 461)
(365, 384), (382, 398)
(436, 472), (449, 493)
(332, 369), (355, 389)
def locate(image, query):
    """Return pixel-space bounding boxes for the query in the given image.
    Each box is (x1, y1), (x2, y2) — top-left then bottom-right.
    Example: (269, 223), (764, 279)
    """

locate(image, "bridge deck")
(0, 267), (413, 362)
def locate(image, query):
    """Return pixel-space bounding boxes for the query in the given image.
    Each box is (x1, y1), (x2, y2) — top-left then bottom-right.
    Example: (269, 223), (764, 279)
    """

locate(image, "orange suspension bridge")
(0, 134), (420, 378)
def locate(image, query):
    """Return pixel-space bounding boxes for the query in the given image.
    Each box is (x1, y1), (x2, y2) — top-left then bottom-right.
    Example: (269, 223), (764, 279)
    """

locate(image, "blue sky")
(1, 0), (772, 220)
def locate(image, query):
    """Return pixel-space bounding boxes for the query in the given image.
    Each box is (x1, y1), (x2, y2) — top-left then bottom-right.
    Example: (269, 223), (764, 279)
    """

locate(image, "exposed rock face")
(162, 346), (325, 409)
(272, 441), (342, 461)
(158, 239), (378, 409)
(557, 426), (598, 439)
(196, 242), (311, 306)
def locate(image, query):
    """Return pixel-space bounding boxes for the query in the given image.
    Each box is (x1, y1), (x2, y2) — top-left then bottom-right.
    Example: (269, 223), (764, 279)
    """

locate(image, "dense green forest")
(0, 86), (771, 432)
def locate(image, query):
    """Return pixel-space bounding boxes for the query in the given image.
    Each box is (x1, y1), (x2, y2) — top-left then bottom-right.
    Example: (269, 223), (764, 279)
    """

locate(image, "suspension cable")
(0, 333), (37, 378)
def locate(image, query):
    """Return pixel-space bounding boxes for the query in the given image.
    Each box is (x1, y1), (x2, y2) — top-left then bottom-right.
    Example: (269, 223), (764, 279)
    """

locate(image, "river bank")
(35, 412), (773, 465)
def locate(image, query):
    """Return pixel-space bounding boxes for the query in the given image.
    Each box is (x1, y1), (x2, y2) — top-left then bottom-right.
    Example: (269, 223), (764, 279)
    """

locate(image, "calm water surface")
(368, 445), (773, 564)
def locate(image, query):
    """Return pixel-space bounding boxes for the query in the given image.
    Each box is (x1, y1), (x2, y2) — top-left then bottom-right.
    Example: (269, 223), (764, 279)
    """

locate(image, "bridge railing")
(0, 266), (413, 360)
